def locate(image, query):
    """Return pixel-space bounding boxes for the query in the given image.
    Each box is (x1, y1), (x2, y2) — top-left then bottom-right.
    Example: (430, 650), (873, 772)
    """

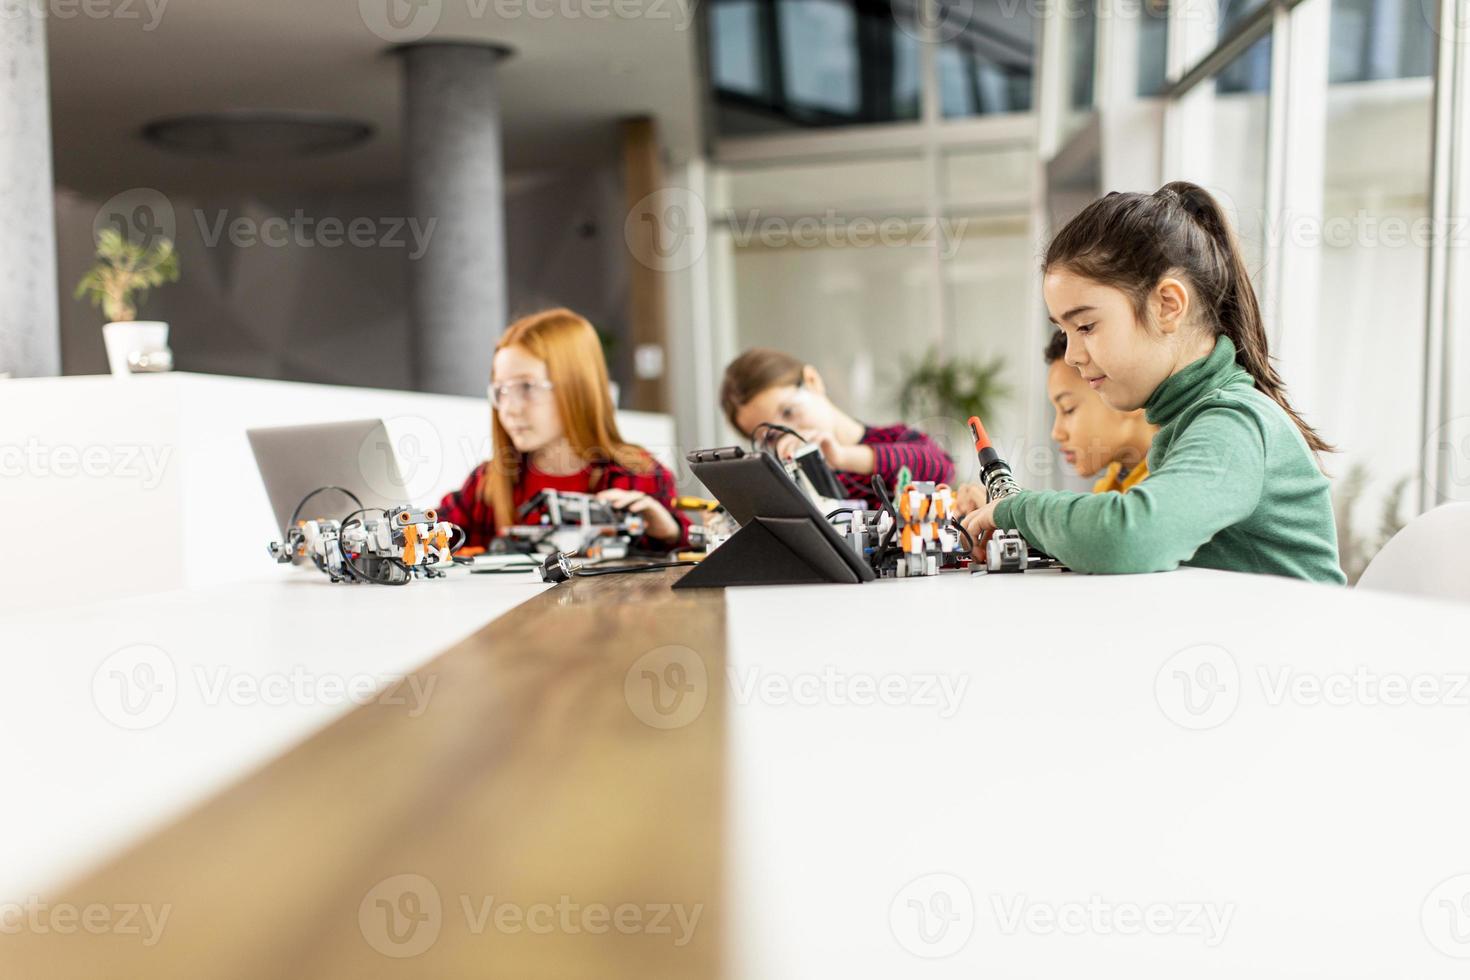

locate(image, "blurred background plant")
(1334, 463), (1411, 583)
(895, 349), (1010, 429)
(74, 228), (180, 323)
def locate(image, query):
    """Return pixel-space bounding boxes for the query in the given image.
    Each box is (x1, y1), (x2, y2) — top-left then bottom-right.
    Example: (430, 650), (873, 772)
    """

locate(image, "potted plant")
(75, 228), (181, 377)
(896, 347), (1010, 426)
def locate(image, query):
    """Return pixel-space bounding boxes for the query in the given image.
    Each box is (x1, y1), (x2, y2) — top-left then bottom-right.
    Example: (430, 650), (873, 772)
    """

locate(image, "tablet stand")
(672, 516), (862, 589)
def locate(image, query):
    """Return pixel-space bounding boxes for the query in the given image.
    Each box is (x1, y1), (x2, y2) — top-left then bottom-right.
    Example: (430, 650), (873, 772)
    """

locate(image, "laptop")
(247, 419), (410, 539)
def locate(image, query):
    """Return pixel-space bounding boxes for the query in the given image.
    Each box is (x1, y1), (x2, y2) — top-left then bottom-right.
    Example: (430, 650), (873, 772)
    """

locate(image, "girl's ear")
(801, 364), (826, 396)
(1152, 276), (1191, 335)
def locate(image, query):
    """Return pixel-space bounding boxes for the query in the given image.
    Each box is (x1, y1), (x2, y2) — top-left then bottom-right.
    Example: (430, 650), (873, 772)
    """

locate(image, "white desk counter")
(724, 568), (1470, 977)
(1, 565), (548, 896)
(1, 372), (675, 612)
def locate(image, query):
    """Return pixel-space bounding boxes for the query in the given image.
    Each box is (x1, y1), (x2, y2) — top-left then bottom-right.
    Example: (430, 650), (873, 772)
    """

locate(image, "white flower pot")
(103, 321), (170, 378)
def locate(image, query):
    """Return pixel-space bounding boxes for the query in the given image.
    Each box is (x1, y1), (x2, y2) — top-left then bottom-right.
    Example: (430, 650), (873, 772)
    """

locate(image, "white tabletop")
(1, 565), (548, 895)
(723, 568), (1470, 977)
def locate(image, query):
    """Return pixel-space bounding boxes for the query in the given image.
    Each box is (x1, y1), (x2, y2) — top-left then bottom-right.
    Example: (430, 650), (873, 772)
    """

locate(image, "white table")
(0, 565), (548, 895)
(0, 373), (675, 612)
(724, 568), (1470, 977)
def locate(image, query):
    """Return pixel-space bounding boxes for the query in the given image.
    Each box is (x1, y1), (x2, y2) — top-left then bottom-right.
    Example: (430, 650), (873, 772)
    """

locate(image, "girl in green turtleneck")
(959, 181), (1346, 585)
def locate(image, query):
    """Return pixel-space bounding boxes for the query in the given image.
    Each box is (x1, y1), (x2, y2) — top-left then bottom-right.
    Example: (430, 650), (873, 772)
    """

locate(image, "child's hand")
(960, 499), (1001, 558)
(954, 483), (988, 515)
(596, 489), (681, 545)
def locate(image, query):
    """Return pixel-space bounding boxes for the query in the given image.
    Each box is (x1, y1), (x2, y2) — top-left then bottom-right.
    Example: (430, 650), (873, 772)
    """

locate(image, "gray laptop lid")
(247, 419), (410, 537)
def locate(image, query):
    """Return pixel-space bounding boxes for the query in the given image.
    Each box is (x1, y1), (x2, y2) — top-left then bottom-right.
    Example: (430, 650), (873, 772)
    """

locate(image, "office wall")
(54, 166), (631, 391)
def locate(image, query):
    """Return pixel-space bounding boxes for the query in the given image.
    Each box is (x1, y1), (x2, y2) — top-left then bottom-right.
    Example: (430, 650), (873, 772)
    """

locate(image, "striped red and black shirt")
(837, 424), (956, 508)
(437, 452), (690, 553)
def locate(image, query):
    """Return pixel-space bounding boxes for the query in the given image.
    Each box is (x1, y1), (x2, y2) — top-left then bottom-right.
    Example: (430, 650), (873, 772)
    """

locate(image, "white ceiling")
(44, 0), (704, 197)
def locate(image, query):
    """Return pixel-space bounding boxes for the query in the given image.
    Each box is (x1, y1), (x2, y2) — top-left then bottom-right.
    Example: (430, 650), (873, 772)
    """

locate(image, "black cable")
(340, 507), (409, 585)
(825, 507), (859, 523)
(750, 422), (805, 455)
(870, 474), (900, 573)
(290, 486), (363, 529)
(950, 516), (975, 554)
(572, 560), (698, 577)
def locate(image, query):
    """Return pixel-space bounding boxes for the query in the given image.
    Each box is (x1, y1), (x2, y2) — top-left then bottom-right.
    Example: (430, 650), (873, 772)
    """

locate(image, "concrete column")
(0, 10), (61, 378)
(398, 42), (510, 396)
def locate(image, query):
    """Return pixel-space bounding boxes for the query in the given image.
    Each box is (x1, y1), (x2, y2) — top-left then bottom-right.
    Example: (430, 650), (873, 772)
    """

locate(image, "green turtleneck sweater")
(993, 336), (1346, 584)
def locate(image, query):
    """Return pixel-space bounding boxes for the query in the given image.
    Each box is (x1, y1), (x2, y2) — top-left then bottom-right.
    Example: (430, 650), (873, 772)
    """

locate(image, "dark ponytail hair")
(1044, 181), (1331, 454)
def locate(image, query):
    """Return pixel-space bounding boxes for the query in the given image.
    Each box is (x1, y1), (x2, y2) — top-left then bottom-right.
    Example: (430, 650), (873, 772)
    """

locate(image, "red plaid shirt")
(837, 424), (956, 507)
(438, 452), (690, 553)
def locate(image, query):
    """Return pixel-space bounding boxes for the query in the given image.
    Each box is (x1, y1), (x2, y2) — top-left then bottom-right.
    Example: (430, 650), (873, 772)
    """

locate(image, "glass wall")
(1182, 33), (1273, 286)
(1312, 0), (1434, 577)
(706, 0), (1037, 134)
(1131, 0), (1441, 578)
(708, 151), (1037, 462)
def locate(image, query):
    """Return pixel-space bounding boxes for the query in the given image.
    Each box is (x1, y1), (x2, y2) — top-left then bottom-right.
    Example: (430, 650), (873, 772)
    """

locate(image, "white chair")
(1357, 503), (1470, 603)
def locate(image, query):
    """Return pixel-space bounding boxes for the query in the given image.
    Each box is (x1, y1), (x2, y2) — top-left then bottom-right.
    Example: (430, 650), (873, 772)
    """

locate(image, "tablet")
(681, 447), (874, 586)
